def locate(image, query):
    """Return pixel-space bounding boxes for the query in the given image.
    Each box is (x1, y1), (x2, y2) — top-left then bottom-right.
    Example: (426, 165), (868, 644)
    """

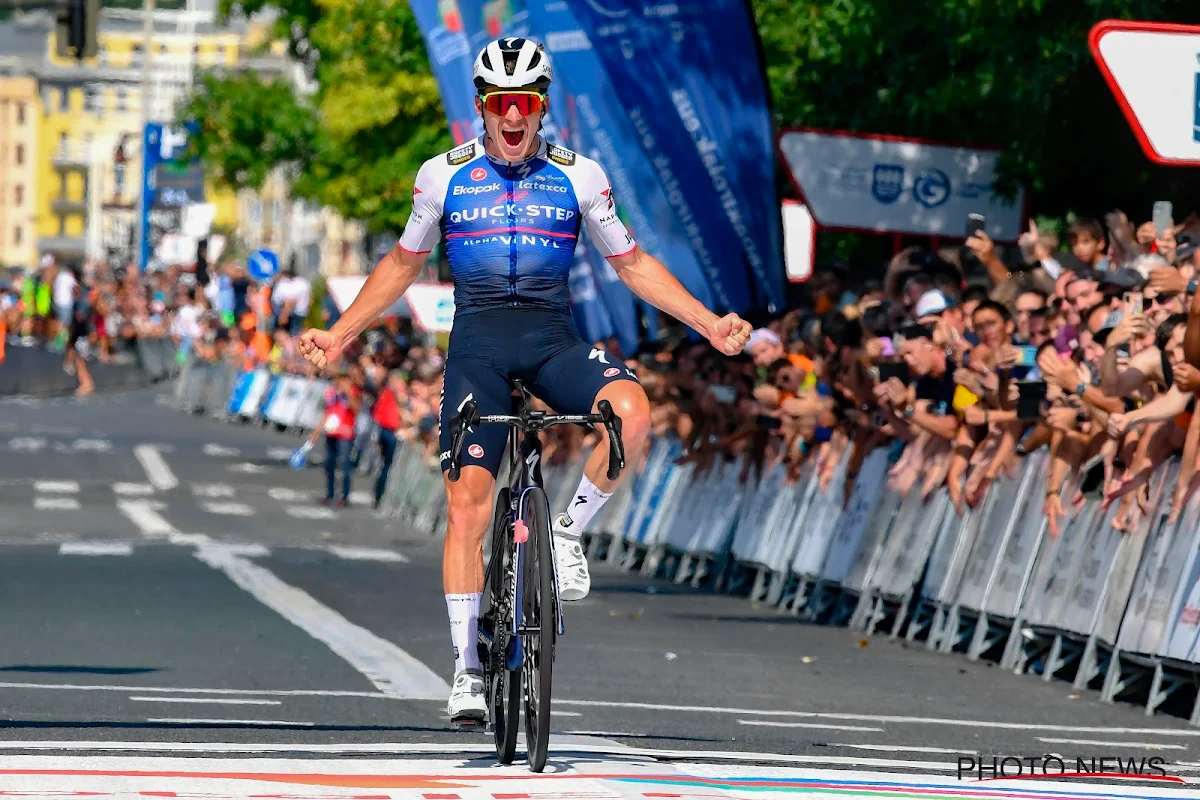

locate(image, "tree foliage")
(180, 0), (451, 234)
(753, 0), (1200, 218)
(187, 1), (1200, 236)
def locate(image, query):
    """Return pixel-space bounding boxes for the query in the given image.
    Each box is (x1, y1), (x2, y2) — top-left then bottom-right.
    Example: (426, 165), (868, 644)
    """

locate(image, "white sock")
(557, 474), (612, 539)
(446, 593), (481, 674)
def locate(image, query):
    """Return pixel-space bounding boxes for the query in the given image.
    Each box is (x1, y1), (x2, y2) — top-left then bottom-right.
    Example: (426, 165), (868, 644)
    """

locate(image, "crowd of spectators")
(10, 207), (1197, 535)
(627, 211), (1200, 540)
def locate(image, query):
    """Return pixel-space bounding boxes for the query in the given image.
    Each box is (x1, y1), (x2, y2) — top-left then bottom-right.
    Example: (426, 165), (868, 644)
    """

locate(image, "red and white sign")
(782, 200), (816, 283)
(468, 444), (484, 458)
(1089, 21), (1200, 166)
(471, 167), (488, 181)
(777, 128), (1025, 241)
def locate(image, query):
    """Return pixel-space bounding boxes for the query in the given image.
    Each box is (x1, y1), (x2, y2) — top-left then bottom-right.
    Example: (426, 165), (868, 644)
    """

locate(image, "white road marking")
(737, 719), (884, 732)
(0, 681), (403, 698)
(1036, 736), (1188, 750)
(199, 502), (254, 516)
(147, 718), (315, 727)
(191, 483), (235, 498)
(71, 438), (111, 451)
(59, 542), (133, 556)
(34, 481), (79, 493)
(35, 497), (79, 510)
(552, 711), (583, 717)
(555, 698), (1200, 736)
(325, 545), (407, 563)
(266, 447), (293, 460)
(229, 462), (268, 474)
(167, 533), (212, 546)
(349, 490), (372, 505)
(129, 697), (281, 705)
(112, 482), (154, 496)
(287, 506), (335, 519)
(203, 443), (241, 457)
(116, 500), (176, 537)
(217, 543), (270, 557)
(268, 487), (309, 502)
(194, 544), (449, 700)
(134, 444), (178, 491)
(10, 437), (46, 451)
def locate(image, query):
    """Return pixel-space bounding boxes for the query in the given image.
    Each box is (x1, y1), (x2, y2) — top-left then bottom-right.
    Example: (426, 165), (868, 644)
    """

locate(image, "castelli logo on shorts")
(470, 167), (487, 181)
(604, 367), (620, 377)
(468, 444), (484, 458)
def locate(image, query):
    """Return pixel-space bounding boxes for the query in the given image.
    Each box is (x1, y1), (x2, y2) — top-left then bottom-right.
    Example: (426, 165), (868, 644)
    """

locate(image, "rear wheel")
(483, 488), (520, 765)
(521, 487), (555, 772)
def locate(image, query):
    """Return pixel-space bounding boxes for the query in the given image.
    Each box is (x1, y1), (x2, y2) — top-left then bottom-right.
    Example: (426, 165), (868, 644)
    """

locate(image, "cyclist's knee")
(444, 467), (495, 540)
(596, 382), (651, 450)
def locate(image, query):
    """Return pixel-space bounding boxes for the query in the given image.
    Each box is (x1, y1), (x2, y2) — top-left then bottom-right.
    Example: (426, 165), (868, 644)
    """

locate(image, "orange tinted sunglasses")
(480, 90), (546, 116)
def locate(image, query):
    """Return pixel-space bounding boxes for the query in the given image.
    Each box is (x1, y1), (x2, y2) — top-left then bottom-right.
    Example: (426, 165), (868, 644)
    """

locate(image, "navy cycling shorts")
(438, 308), (639, 476)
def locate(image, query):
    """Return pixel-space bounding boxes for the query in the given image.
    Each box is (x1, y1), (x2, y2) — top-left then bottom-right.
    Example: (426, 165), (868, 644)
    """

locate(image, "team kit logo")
(470, 167), (488, 181)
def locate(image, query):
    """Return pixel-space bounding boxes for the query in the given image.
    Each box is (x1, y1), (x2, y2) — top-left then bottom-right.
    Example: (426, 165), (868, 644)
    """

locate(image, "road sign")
(1090, 20), (1200, 166)
(777, 128), (1025, 241)
(248, 249), (280, 282)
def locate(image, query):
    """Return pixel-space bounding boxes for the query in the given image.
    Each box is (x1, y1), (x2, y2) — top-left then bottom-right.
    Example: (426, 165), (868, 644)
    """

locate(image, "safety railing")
(172, 358), (1200, 727)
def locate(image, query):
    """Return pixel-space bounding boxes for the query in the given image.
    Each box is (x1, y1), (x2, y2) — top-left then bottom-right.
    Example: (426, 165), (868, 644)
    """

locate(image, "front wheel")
(484, 488), (520, 765)
(522, 487), (555, 772)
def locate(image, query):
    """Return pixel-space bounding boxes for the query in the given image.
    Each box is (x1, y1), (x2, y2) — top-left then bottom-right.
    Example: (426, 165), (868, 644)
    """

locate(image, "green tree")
(753, 0), (1200, 221)
(180, 0), (451, 234)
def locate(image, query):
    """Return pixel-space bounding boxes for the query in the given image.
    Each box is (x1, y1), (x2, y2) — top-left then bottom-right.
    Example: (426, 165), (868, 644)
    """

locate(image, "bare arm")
(327, 246), (425, 351)
(1186, 289), (1200, 367)
(608, 247), (719, 338)
(1123, 386), (1193, 428)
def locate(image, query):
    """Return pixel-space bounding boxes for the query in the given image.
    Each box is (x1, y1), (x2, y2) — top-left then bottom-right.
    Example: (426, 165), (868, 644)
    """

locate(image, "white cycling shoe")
(447, 669), (487, 727)
(553, 516), (591, 601)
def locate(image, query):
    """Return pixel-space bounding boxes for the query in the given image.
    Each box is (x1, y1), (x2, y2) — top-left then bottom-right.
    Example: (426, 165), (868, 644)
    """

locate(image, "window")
(14, 185), (23, 206)
(15, 144), (23, 165)
(16, 103), (24, 125)
(84, 86), (101, 114)
(58, 131), (68, 156)
(116, 89), (126, 112)
(59, 87), (70, 112)
(13, 227), (21, 246)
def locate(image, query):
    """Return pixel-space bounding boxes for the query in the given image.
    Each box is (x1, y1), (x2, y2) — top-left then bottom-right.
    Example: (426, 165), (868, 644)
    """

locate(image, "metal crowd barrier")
(169, 358), (1200, 726)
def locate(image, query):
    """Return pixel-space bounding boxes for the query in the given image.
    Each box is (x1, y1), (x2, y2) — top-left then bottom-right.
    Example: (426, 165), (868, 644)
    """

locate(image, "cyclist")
(298, 37), (751, 726)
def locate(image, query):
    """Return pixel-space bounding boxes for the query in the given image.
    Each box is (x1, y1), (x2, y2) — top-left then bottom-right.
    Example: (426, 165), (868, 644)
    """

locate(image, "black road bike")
(446, 379), (624, 772)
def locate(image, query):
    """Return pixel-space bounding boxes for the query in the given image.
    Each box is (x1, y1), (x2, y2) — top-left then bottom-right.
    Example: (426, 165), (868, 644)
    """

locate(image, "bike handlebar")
(446, 399), (626, 483)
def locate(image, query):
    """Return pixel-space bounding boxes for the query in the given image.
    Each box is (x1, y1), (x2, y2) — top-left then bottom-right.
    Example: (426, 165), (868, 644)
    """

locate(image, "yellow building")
(0, 75), (40, 267)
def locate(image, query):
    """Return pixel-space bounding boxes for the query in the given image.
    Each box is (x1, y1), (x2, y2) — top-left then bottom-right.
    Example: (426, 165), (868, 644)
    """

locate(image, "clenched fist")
(298, 329), (343, 371)
(709, 313), (752, 356)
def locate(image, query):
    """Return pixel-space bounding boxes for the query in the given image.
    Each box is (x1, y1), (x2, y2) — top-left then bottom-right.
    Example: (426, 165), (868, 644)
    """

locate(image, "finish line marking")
(134, 445), (178, 491)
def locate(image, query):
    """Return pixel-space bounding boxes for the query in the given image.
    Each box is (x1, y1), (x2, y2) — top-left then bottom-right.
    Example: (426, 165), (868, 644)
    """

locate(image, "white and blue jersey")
(398, 135), (636, 315)
(402, 135), (642, 477)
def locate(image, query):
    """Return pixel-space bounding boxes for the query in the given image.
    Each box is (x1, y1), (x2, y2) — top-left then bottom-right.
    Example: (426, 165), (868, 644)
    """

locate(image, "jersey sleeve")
(577, 160), (637, 259)
(397, 160), (443, 255)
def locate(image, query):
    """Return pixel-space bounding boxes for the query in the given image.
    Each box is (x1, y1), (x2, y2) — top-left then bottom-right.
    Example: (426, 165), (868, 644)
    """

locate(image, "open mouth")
(501, 127), (525, 148)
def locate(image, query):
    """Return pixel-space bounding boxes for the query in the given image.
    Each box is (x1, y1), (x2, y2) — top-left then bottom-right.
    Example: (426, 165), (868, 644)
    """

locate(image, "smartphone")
(709, 384), (737, 405)
(1124, 291), (1143, 317)
(1013, 345), (1039, 368)
(966, 213), (986, 239)
(877, 361), (911, 385)
(1016, 380), (1048, 419)
(1153, 201), (1173, 237)
(755, 414), (782, 430)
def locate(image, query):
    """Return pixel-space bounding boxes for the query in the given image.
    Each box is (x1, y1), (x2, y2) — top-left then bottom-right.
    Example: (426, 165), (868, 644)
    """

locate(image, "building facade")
(0, 75), (39, 268)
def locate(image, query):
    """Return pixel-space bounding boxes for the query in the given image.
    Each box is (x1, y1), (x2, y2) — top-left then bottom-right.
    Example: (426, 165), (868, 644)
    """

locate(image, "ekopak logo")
(453, 183), (502, 196)
(471, 167), (488, 181)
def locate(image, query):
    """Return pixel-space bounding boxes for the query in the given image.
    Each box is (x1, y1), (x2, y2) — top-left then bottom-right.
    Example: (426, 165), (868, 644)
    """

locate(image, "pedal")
(450, 713), (487, 731)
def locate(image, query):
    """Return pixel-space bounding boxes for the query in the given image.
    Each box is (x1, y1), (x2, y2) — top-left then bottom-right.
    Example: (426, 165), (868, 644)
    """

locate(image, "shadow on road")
(0, 665), (162, 675)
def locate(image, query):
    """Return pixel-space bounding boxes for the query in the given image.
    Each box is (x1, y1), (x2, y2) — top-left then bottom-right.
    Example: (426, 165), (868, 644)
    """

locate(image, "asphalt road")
(0, 387), (1196, 797)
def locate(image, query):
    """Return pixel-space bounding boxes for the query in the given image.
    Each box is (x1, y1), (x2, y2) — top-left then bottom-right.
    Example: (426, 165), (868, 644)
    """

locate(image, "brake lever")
(597, 400), (625, 480)
(447, 400), (479, 482)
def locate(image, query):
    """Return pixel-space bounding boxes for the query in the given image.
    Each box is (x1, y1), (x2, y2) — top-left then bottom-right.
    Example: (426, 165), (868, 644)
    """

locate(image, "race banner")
(408, 0), (481, 145)
(573, 0), (785, 314)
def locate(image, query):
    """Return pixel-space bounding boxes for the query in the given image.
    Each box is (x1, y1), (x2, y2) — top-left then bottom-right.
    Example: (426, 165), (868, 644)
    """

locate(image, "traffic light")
(55, 0), (98, 60)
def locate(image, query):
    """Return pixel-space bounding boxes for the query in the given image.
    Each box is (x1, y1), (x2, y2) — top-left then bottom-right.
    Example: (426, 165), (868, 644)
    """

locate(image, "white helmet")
(472, 37), (552, 91)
